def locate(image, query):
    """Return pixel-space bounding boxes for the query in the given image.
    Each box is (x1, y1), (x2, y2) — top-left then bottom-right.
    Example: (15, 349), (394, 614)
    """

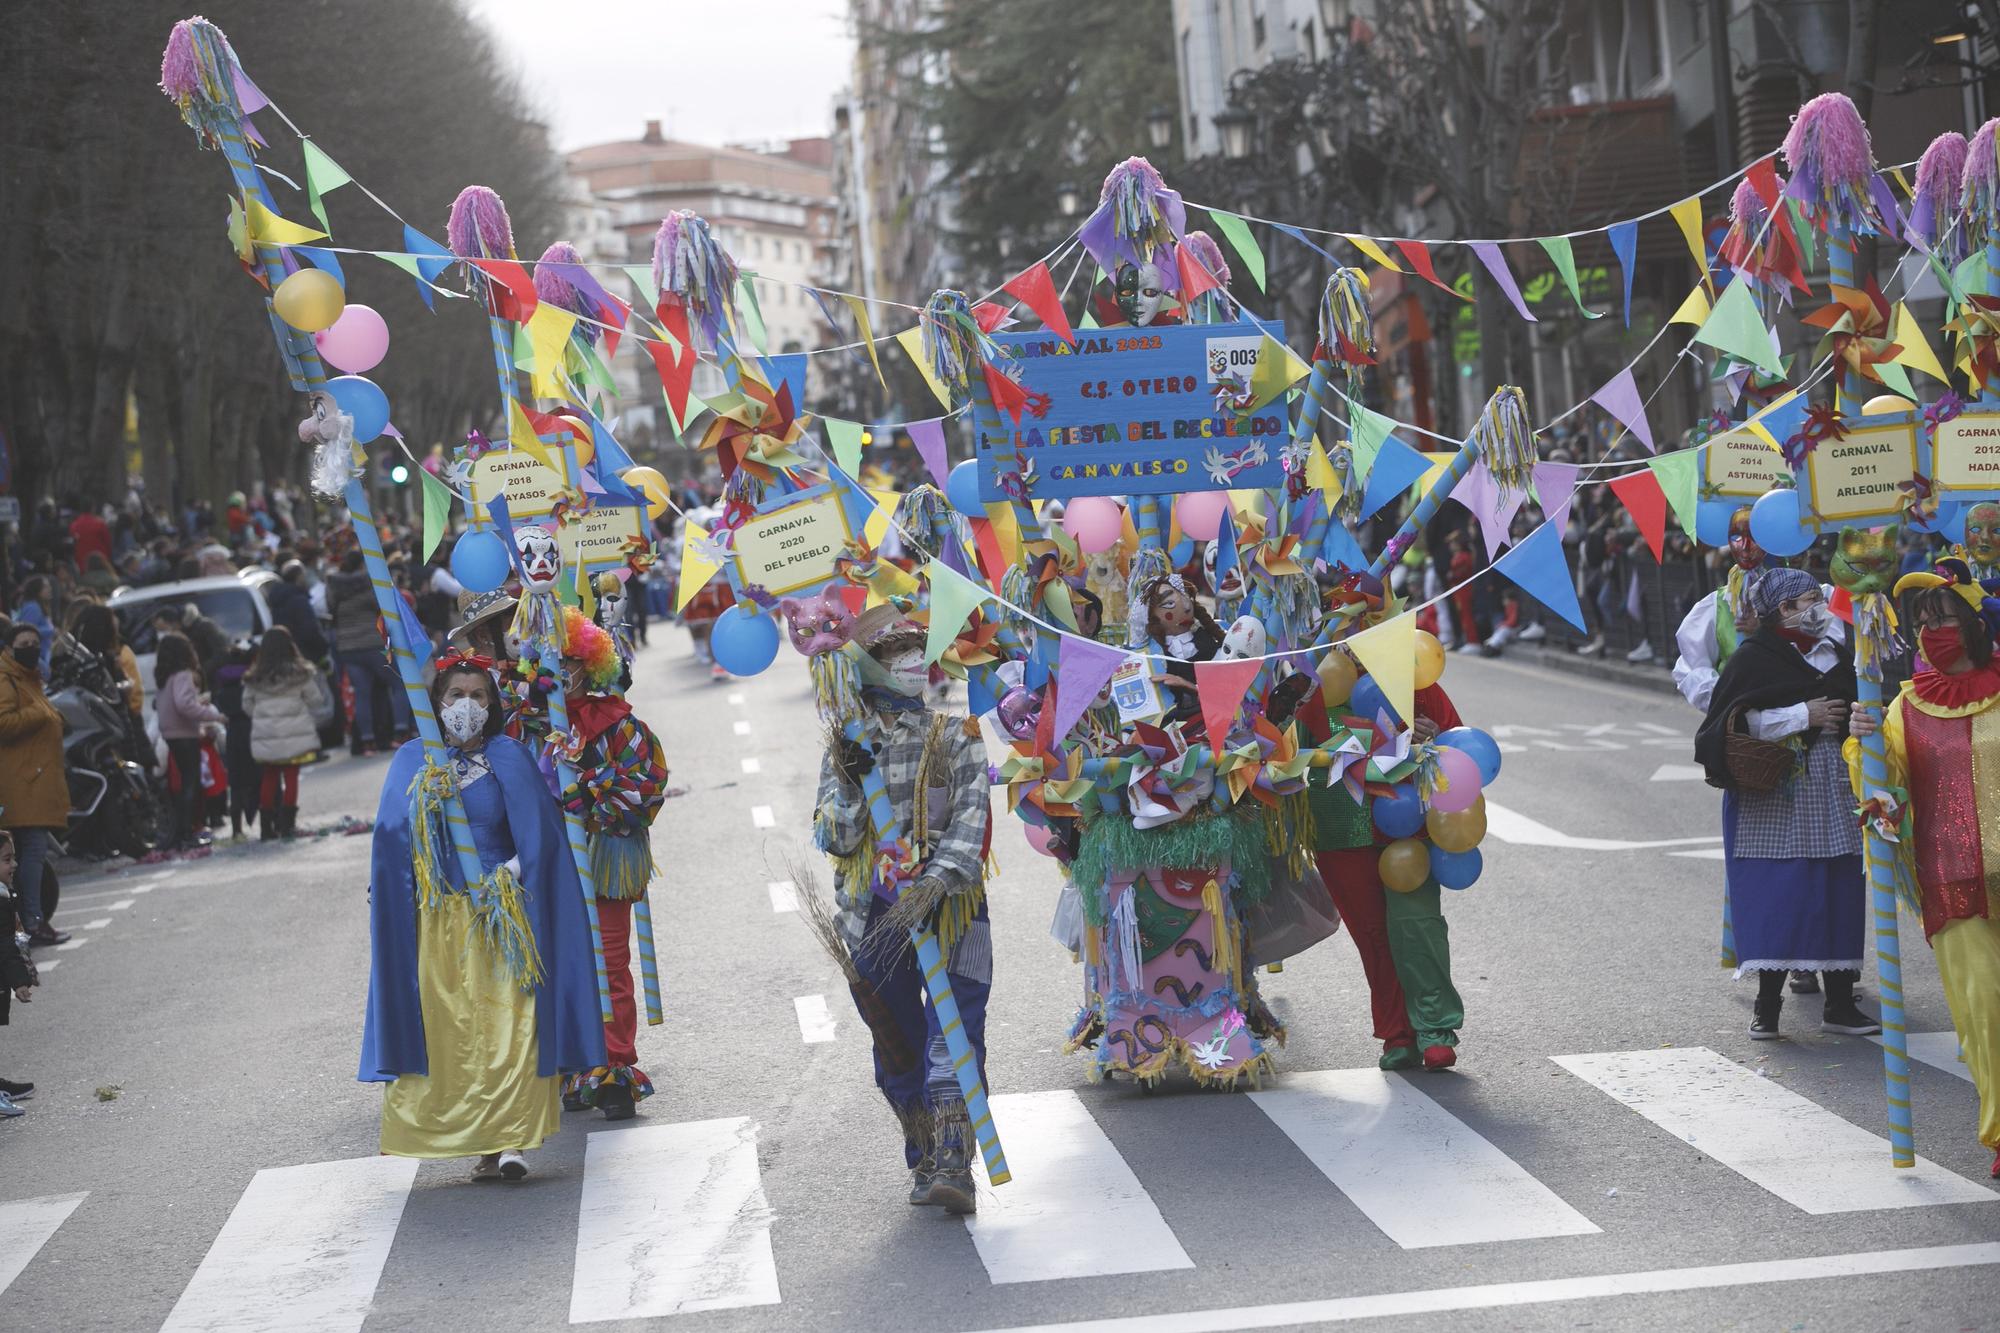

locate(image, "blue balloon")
(1373, 782), (1425, 839)
(946, 459), (984, 515)
(1430, 845), (1483, 891)
(449, 530), (511, 594)
(1749, 487), (1811, 558)
(710, 604), (780, 676)
(1695, 499), (1735, 548)
(1348, 674), (1402, 726)
(1435, 726), (1501, 786)
(326, 374), (390, 444)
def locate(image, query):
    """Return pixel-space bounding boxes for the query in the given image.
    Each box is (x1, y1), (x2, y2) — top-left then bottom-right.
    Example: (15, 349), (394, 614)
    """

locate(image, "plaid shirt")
(814, 703), (991, 957)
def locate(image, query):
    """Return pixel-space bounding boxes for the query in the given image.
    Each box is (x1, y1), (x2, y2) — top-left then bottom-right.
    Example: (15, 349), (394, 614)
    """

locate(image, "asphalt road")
(4, 632), (1996, 1332)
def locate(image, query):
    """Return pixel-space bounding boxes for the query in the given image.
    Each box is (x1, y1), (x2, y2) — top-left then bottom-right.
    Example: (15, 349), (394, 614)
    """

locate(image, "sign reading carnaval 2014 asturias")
(972, 320), (1289, 502)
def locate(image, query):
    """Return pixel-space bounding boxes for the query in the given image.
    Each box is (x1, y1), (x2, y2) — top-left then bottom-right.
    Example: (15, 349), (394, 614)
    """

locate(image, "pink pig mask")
(778, 587), (856, 656)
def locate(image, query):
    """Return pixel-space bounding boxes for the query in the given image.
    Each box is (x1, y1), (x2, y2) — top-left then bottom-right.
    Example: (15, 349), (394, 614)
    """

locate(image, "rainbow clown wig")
(561, 607), (621, 691)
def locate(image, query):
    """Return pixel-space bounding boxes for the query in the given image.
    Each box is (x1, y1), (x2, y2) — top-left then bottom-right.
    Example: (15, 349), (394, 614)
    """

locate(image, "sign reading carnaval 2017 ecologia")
(973, 320), (1289, 502)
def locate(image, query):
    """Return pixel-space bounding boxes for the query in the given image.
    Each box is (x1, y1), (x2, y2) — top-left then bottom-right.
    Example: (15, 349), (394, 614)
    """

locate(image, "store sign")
(1702, 430), (1791, 498)
(1802, 418), (1918, 527)
(974, 319), (1290, 501)
(1929, 411), (2000, 500)
(732, 487), (850, 596)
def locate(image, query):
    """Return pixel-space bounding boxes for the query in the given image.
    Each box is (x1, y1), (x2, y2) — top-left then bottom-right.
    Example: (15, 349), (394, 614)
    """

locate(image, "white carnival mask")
(1216, 614), (1266, 662)
(515, 525), (561, 592)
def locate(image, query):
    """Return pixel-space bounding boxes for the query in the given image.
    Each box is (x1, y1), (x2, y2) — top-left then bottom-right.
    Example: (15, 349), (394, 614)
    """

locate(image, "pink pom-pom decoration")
(1914, 131), (1971, 263)
(651, 210), (739, 352)
(1780, 92), (1880, 234)
(158, 16), (243, 147)
(1080, 155), (1187, 290)
(446, 185), (515, 261)
(534, 241), (586, 310)
(1182, 230), (1231, 287)
(159, 19), (203, 100)
(1962, 119), (2000, 244)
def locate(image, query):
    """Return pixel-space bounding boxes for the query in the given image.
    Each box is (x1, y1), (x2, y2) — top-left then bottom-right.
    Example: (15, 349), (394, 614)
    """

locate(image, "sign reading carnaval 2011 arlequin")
(1802, 418), (1918, 527)
(972, 320), (1290, 502)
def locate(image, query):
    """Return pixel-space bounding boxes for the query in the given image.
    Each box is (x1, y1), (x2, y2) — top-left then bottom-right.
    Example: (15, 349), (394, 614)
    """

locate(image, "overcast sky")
(466, 0), (854, 151)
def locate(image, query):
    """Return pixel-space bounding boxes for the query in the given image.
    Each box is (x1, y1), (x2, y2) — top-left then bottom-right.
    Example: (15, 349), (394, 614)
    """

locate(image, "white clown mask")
(515, 524), (561, 593)
(1215, 614), (1266, 662)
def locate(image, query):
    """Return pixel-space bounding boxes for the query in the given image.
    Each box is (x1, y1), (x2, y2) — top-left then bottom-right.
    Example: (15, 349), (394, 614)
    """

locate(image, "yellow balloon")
(1316, 648), (1358, 705)
(620, 465), (671, 521)
(556, 413), (596, 467)
(1379, 838), (1432, 894)
(1426, 797), (1487, 854)
(1861, 394), (1916, 416)
(1413, 629), (1445, 689)
(273, 268), (346, 333)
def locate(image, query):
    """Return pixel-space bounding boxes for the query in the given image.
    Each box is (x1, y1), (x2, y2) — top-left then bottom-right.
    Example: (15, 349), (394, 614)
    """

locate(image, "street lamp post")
(1056, 181), (1082, 218)
(1146, 104), (1175, 153)
(1212, 103), (1255, 162)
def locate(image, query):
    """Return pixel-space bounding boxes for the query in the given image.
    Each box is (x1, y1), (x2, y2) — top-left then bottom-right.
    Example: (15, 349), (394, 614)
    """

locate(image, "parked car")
(110, 572), (279, 709)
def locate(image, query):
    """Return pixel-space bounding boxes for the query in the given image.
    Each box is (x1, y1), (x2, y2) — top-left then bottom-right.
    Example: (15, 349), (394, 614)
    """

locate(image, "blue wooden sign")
(973, 319), (1289, 502)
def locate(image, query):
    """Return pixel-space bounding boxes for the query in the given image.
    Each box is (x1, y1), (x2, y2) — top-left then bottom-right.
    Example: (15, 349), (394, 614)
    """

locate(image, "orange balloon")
(1426, 797), (1486, 854)
(1380, 838), (1432, 894)
(1316, 648), (1358, 705)
(1413, 629), (1445, 689)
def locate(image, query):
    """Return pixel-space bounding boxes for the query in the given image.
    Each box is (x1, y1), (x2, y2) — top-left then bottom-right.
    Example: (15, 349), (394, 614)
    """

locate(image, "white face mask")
(885, 651), (929, 697)
(441, 697), (489, 744)
(1782, 602), (1833, 637)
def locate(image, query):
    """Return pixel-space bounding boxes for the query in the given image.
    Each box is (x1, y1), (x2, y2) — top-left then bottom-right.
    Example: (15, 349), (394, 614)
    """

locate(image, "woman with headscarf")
(1696, 564), (1877, 1040)
(1849, 560), (2000, 1178)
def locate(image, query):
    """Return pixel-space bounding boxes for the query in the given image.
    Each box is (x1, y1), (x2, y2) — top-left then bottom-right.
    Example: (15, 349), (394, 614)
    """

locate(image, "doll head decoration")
(514, 524), (562, 593)
(1113, 261), (1168, 327)
(1128, 572), (1221, 649)
(1727, 506), (1765, 572)
(298, 389), (360, 500)
(778, 586), (857, 657)
(1204, 539), (1246, 602)
(1830, 526), (1899, 596)
(1962, 501), (2000, 568)
(1215, 614), (1267, 662)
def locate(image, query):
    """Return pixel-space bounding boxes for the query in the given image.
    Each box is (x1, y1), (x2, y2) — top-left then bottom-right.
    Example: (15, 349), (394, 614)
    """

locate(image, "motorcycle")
(49, 634), (168, 860)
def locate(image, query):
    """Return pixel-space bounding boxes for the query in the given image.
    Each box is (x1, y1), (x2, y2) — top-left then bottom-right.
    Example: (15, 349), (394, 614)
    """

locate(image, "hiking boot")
(908, 1154), (939, 1206)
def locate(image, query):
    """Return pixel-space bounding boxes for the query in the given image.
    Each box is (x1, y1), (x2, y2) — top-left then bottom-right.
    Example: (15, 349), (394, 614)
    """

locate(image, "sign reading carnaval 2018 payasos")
(972, 320), (1289, 502)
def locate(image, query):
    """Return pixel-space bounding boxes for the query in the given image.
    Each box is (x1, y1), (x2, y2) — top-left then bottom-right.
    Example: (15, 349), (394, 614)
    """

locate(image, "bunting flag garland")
(1645, 446), (1704, 537)
(1205, 208), (1266, 291)
(1176, 245), (1224, 303)
(467, 257), (539, 323)
(1452, 461), (1526, 561)
(894, 325), (955, 410)
(1668, 283), (1712, 326)
(1530, 461), (1580, 527)
(1051, 635), (1128, 745)
(1392, 239), (1468, 298)
(1358, 433), (1435, 521)
(1669, 197), (1707, 276)
(1535, 235), (1601, 317)
(1589, 367), (1655, 451)
(244, 197), (325, 247)
(418, 466), (453, 562)
(841, 294), (889, 389)
(823, 417), (864, 479)
(524, 303), (577, 399)
(1343, 612), (1416, 729)
(923, 560), (990, 665)
(1344, 233), (1403, 272)
(1607, 469), (1669, 560)
(1194, 657), (1262, 759)
(908, 417), (951, 487)
(1001, 261), (1075, 345)
(1493, 522), (1587, 633)
(300, 139), (350, 233)
(760, 353), (810, 418)
(675, 519), (722, 613)
(1693, 280), (1784, 376)
(1470, 242), (1536, 322)
(1607, 220), (1639, 326)
(641, 336), (697, 426)
(1887, 299), (1950, 384)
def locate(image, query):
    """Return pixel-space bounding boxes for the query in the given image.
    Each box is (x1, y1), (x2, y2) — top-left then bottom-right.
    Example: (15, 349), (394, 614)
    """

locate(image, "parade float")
(164, 9), (2000, 1168)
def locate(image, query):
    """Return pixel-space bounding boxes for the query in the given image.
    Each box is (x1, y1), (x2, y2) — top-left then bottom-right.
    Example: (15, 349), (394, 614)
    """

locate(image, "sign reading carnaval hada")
(1929, 409), (2000, 502)
(974, 319), (1289, 502)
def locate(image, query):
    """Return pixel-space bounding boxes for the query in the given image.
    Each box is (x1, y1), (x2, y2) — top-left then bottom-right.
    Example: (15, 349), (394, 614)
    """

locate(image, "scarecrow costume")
(813, 613), (995, 1213)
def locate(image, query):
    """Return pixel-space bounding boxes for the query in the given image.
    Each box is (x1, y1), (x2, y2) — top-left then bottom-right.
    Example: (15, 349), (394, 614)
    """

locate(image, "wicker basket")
(1724, 710), (1793, 792)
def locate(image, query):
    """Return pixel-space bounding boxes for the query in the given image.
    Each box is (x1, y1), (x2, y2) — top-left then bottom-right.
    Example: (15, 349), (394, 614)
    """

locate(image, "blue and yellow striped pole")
(634, 897), (663, 1025)
(1828, 222), (1916, 1167)
(842, 718), (1010, 1186)
(538, 643), (615, 1024)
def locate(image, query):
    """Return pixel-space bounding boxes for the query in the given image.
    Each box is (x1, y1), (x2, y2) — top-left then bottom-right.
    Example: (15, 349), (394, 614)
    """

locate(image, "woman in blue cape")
(359, 659), (604, 1180)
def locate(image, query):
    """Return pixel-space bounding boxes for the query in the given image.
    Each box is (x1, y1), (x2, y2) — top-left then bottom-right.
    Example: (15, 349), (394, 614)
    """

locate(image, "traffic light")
(389, 463), (410, 485)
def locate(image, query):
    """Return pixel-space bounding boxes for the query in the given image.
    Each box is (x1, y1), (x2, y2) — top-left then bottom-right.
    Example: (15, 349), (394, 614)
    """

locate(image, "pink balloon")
(1024, 822), (1057, 857)
(1062, 496), (1124, 553)
(314, 304), (390, 374)
(1429, 745), (1484, 813)
(1177, 490), (1228, 541)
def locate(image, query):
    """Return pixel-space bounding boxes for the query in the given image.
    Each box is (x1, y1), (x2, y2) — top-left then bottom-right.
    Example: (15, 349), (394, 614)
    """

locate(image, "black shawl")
(1693, 626), (1856, 787)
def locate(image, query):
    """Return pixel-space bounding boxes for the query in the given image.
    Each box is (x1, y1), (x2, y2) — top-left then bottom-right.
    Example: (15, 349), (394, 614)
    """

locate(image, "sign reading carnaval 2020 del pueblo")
(973, 320), (1289, 502)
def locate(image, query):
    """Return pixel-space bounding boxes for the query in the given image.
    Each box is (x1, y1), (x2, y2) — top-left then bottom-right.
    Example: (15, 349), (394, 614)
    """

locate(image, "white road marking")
(1670, 848), (1729, 860)
(570, 1118), (780, 1322)
(34, 958), (59, 973)
(1871, 1030), (1974, 1084)
(52, 939), (85, 952)
(750, 805), (775, 829)
(732, 720), (752, 736)
(1553, 1048), (1995, 1213)
(741, 757), (762, 774)
(161, 1155), (417, 1333)
(767, 880), (798, 913)
(1250, 1069), (1599, 1249)
(794, 995), (837, 1043)
(1484, 801), (1721, 852)
(105, 900), (134, 911)
(0, 1192), (85, 1297)
(968, 1090), (1194, 1284)
(81, 918), (112, 930)
(131, 883), (157, 893)
(1649, 763), (1707, 782)
(1636, 722), (1684, 735)
(727, 691), (746, 704)
(972, 1242), (2000, 1332)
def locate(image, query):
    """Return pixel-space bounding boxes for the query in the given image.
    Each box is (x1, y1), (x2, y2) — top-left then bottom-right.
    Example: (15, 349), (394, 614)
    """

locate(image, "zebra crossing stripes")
(1250, 1069), (1601, 1248)
(160, 1155), (417, 1333)
(0, 1193), (84, 1300)
(1872, 1030), (1974, 1084)
(569, 1117), (780, 1322)
(1553, 1047), (1996, 1214)
(967, 1090), (1193, 1283)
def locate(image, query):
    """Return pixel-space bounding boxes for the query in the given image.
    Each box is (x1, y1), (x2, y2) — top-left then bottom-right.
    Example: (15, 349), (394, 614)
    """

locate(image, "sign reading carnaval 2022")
(973, 319), (1290, 502)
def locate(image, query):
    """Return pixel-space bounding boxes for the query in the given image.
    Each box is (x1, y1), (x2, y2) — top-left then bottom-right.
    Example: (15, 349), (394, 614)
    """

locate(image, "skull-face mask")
(1115, 262), (1166, 326)
(515, 525), (561, 592)
(1216, 614), (1266, 662)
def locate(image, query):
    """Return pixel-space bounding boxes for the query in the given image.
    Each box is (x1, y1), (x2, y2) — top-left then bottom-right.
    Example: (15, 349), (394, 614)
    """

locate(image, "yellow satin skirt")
(1934, 913), (2000, 1151)
(379, 894), (560, 1159)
